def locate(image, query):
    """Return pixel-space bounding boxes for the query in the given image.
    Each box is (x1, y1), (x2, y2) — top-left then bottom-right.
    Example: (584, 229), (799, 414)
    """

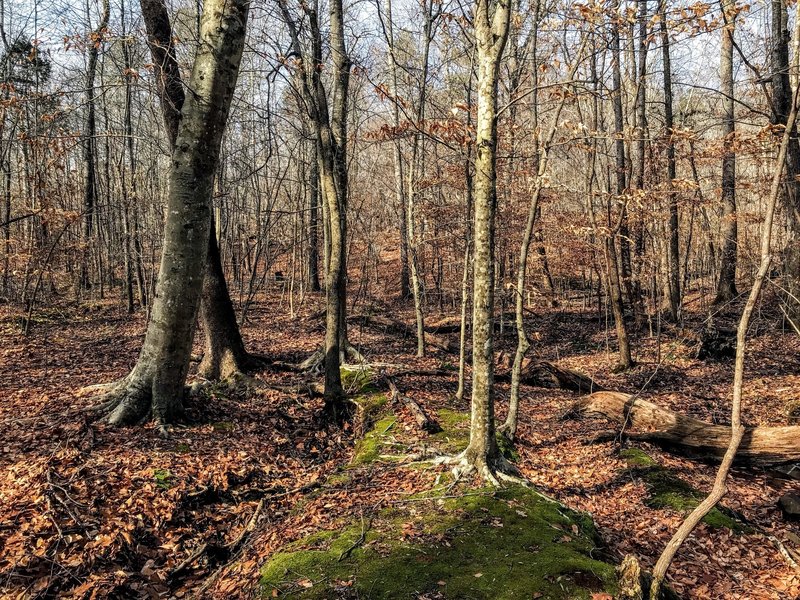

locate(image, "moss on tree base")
(260, 485), (620, 599)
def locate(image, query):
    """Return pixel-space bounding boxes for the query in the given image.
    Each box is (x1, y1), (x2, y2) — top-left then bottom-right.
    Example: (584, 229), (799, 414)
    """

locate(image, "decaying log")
(386, 377), (442, 434)
(496, 360), (603, 394)
(349, 314), (456, 352)
(696, 326), (737, 360)
(569, 392), (800, 466)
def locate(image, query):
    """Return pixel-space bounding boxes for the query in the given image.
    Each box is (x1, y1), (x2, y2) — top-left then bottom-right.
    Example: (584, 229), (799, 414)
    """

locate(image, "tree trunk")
(460, 0), (511, 480)
(100, 0), (249, 426)
(714, 0), (739, 304)
(608, 0), (634, 370)
(198, 218), (253, 380)
(772, 0), (800, 324)
(141, 0), (255, 380)
(660, 0), (680, 321)
(382, 0), (410, 299)
(80, 0), (110, 291)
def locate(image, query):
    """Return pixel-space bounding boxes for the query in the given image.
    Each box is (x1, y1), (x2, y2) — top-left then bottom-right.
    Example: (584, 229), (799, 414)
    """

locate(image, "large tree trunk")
(570, 392), (800, 466)
(198, 220), (253, 380)
(714, 0), (739, 304)
(141, 0), (255, 381)
(99, 0), (249, 426)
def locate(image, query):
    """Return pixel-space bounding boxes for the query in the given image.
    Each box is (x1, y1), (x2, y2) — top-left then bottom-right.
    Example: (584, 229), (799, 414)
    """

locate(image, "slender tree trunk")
(650, 15), (800, 594)
(611, 0), (633, 310)
(660, 0), (680, 320)
(97, 0), (249, 427)
(460, 0), (511, 481)
(609, 1), (634, 369)
(307, 136), (321, 292)
(80, 0), (110, 291)
(382, 0), (410, 299)
(502, 12), (582, 440)
(456, 62), (475, 403)
(405, 0), (436, 357)
(714, 0), (739, 304)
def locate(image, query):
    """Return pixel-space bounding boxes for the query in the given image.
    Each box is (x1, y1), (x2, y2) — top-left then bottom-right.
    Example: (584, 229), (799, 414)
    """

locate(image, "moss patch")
(340, 366), (377, 394)
(260, 485), (619, 599)
(351, 416), (397, 465)
(621, 448), (747, 532)
(429, 409), (470, 454)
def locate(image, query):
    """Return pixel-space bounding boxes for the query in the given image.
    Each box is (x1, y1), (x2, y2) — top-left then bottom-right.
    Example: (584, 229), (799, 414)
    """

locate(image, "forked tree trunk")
(141, 0), (255, 380)
(714, 0), (739, 304)
(99, 0), (249, 426)
(279, 0), (351, 415)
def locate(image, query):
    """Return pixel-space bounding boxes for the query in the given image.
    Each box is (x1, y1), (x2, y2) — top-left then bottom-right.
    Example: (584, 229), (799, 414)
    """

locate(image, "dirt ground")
(2, 287), (800, 599)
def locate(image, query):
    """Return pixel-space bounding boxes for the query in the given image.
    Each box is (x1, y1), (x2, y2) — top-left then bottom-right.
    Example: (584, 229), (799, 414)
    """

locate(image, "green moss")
(430, 409), (470, 454)
(212, 421), (234, 432)
(340, 366), (377, 394)
(622, 449), (747, 532)
(175, 443), (191, 453)
(351, 417), (397, 465)
(260, 485), (619, 599)
(153, 468), (173, 490)
(619, 448), (658, 468)
(352, 392), (388, 426)
(495, 432), (520, 463)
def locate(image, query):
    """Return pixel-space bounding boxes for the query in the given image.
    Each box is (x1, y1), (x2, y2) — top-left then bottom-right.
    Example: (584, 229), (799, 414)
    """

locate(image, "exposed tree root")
(80, 371), (182, 436)
(297, 343), (366, 373)
(432, 450), (528, 488)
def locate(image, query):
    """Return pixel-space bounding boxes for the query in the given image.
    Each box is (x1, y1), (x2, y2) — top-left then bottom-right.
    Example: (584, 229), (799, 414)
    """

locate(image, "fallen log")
(386, 377), (442, 434)
(349, 314), (456, 353)
(568, 391), (800, 466)
(496, 360), (603, 394)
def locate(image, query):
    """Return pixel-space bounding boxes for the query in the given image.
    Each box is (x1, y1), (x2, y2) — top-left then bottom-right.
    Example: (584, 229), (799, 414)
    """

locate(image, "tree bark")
(571, 392), (800, 466)
(660, 0), (680, 322)
(279, 0), (351, 415)
(714, 0), (739, 304)
(141, 0), (255, 380)
(80, 0), (110, 291)
(461, 0), (511, 479)
(100, 0), (249, 426)
(771, 0), (800, 324)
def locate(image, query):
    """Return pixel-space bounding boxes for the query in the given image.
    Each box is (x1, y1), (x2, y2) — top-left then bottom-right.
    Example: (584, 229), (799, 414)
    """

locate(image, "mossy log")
(570, 392), (800, 466)
(496, 360), (603, 394)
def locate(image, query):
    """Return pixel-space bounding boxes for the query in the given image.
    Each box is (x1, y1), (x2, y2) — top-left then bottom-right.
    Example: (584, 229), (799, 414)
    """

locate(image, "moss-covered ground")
(620, 448), (748, 532)
(260, 485), (619, 599)
(261, 400), (627, 599)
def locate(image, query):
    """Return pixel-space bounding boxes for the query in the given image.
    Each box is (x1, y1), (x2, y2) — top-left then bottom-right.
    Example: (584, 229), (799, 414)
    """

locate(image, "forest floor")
(2, 288), (800, 599)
